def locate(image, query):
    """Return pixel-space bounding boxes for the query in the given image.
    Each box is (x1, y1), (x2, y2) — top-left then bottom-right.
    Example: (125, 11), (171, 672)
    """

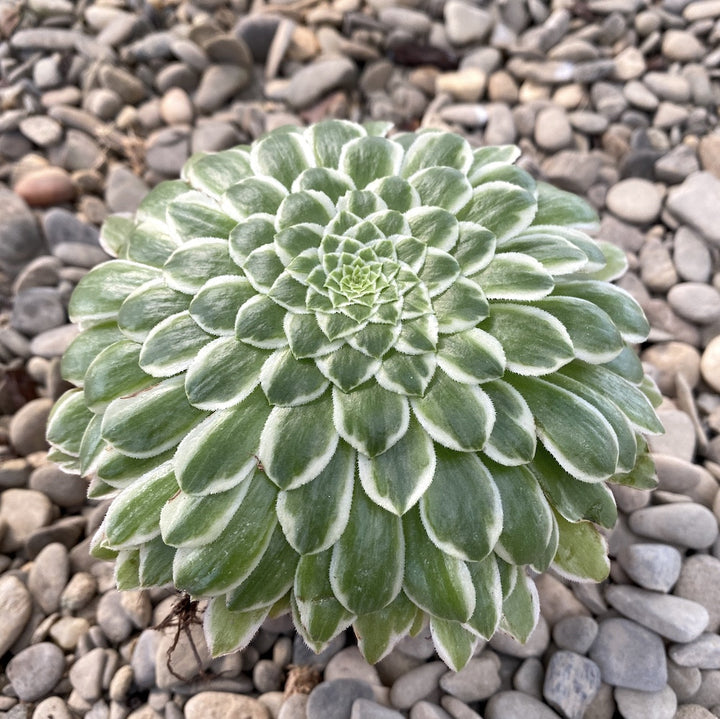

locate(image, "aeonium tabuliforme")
(47, 120), (663, 670)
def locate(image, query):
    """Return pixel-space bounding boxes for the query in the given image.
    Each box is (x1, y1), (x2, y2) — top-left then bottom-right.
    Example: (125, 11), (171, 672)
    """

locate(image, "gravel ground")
(1, 0), (720, 717)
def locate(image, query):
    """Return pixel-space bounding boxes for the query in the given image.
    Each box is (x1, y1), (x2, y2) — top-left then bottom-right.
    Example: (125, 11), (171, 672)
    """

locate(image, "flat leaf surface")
(234, 295), (288, 349)
(473, 252), (554, 300)
(376, 351), (437, 397)
(185, 148), (252, 197)
(251, 130), (314, 189)
(223, 177), (287, 219)
(163, 239), (239, 294)
(167, 194), (236, 241)
(260, 349), (329, 406)
(46, 389), (93, 457)
(340, 136), (403, 189)
(465, 555), (502, 639)
(61, 322), (124, 385)
(401, 131), (473, 176)
(117, 280), (190, 341)
(432, 278), (489, 334)
(552, 512), (610, 582)
(410, 167), (472, 213)
(139, 311), (211, 377)
(190, 276), (256, 336)
(532, 181), (599, 230)
(204, 598), (268, 656)
(307, 119), (365, 168)
(354, 592), (418, 664)
(430, 618), (477, 672)
(436, 328), (505, 384)
(500, 572), (539, 643)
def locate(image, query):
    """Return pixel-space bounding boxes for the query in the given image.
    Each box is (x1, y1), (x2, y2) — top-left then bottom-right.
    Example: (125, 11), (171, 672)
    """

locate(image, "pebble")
(195, 64), (251, 114)
(49, 615), (90, 650)
(675, 707), (716, 719)
(390, 662), (447, 709)
(670, 634), (720, 669)
(410, 703), (452, 719)
(97, 590), (135, 644)
(702, 336), (720, 393)
(543, 650), (601, 719)
(668, 283), (720, 325)
(279, 694), (308, 719)
(184, 692), (270, 719)
(69, 647), (108, 702)
(30, 464), (87, 507)
(351, 699), (404, 718)
(605, 178), (662, 224)
(641, 342), (700, 395)
(285, 58), (357, 110)
(28, 542), (69, 614)
(307, 679), (374, 719)
(666, 172), (720, 246)
(675, 555), (720, 633)
(485, 691), (561, 719)
(131, 629), (161, 689)
(325, 646), (382, 686)
(629, 503), (718, 549)
(0, 575), (33, 655)
(616, 543), (682, 592)
(32, 697), (74, 719)
(674, 227), (712, 283)
(639, 237), (678, 293)
(439, 655), (502, 702)
(11, 287), (66, 336)
(589, 618), (667, 691)
(19, 116), (63, 147)
(14, 166), (76, 207)
(490, 615), (550, 658)
(614, 685), (677, 719)
(552, 616), (599, 654)
(534, 105), (573, 152)
(0, 487), (54, 552)
(6, 642), (66, 702)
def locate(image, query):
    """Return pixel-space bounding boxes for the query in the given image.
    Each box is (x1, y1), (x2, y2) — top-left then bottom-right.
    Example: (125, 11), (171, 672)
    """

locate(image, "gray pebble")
(647, 410), (697, 461)
(99, 64), (148, 104)
(195, 64), (251, 114)
(43, 207), (100, 249)
(53, 241), (111, 268)
(293, 633), (345, 669)
(390, 662), (447, 709)
(184, 691), (270, 719)
(307, 679), (374, 719)
(131, 629), (161, 689)
(614, 685), (677, 719)
(552, 615), (599, 654)
(655, 144), (700, 184)
(13, 255), (62, 294)
(440, 654), (501, 702)
(0, 487), (54, 552)
(351, 699), (404, 719)
(409, 702), (452, 719)
(325, 646), (382, 686)
(97, 590), (135, 644)
(643, 72), (691, 103)
(285, 58), (357, 111)
(28, 542), (69, 614)
(11, 287), (66, 336)
(485, 691), (561, 719)
(589, 618), (667, 691)
(639, 237), (678, 293)
(512, 657), (544, 698)
(144, 126), (190, 177)
(606, 178), (662, 225)
(30, 464), (87, 508)
(616, 543), (682, 592)
(489, 615), (550, 658)
(606, 584), (708, 642)
(396, 632), (436, 660)
(675, 555), (720, 633)
(19, 116), (63, 148)
(30, 324), (80, 360)
(668, 282), (720, 325)
(279, 693), (308, 719)
(253, 659), (283, 693)
(105, 164), (150, 214)
(7, 642), (65, 702)
(32, 696), (74, 719)
(629, 503), (718, 549)
(668, 659), (702, 701)
(670, 634), (720, 669)
(666, 172), (720, 246)
(69, 647), (107, 702)
(543, 650), (601, 719)
(0, 575), (33, 655)
(534, 105), (573, 152)
(674, 227), (712, 283)
(440, 695), (483, 719)
(444, 0), (493, 45)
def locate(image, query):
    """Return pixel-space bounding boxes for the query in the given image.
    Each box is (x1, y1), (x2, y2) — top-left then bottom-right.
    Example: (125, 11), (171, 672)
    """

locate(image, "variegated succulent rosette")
(47, 120), (663, 670)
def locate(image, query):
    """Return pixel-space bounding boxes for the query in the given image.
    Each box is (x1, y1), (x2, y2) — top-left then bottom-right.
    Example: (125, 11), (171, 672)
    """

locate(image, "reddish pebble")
(15, 166), (76, 207)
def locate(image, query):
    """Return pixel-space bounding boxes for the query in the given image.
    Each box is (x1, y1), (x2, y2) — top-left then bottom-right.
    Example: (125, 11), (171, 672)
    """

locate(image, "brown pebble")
(15, 167), (76, 207)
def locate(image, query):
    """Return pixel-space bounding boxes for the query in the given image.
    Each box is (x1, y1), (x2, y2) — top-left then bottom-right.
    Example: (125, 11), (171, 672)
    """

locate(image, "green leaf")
(99, 215), (134, 257)
(84, 340), (154, 412)
(138, 536), (175, 586)
(338, 190), (386, 219)
(403, 506), (475, 622)
(46, 389), (93, 457)
(473, 252), (554, 300)
(483, 303), (574, 375)
(203, 598), (268, 656)
(612, 437), (658, 489)
(453, 223), (495, 276)
(277, 440), (355, 554)
(61, 321), (124, 384)
(369, 210), (410, 237)
(102, 375), (207, 458)
(258, 397), (339, 490)
(395, 314), (439, 355)
(330, 482), (404, 614)
(228, 216), (275, 265)
(604, 345), (644, 384)
(294, 167), (354, 204)
(189, 276), (255, 336)
(226, 525), (299, 611)
(332, 383), (409, 457)
(160, 478), (251, 547)
(163, 238), (239, 294)
(466, 145), (521, 185)
(500, 572), (539, 643)
(535, 296), (624, 364)
(104, 462), (177, 548)
(139, 311), (211, 377)
(530, 444), (617, 528)
(96, 448), (174, 487)
(307, 119), (365, 168)
(294, 550), (355, 649)
(552, 512), (610, 582)
(340, 136), (403, 189)
(499, 233), (589, 275)
(433, 278), (489, 334)
(242, 245), (285, 293)
(125, 223), (181, 268)
(69, 260), (160, 327)
(584, 239), (628, 281)
(79, 413), (105, 475)
(173, 471), (277, 596)
(117, 279), (190, 342)
(167, 192), (237, 241)
(260, 348), (329, 406)
(401, 131), (473, 176)
(115, 550), (140, 590)
(285, 313), (342, 359)
(358, 415), (435, 515)
(185, 336), (268, 411)
(436, 328), (505, 384)
(222, 177), (288, 219)
(411, 370), (495, 452)
(496, 556), (518, 600)
(465, 555), (502, 639)
(235, 295), (288, 349)
(367, 175), (420, 212)
(354, 592), (418, 664)
(488, 461), (556, 567)
(421, 447), (502, 561)
(406, 207), (459, 252)
(552, 280), (649, 343)
(560, 361), (664, 435)
(251, 129), (314, 188)
(481, 379), (536, 466)
(273, 224), (323, 266)
(527, 226), (606, 271)
(510, 375), (619, 482)
(347, 323), (401, 359)
(418, 249), (461, 297)
(277, 190), (335, 230)
(409, 167), (472, 214)
(430, 618), (478, 672)
(376, 352), (437, 397)
(184, 148), (253, 197)
(532, 181), (599, 230)
(471, 163), (537, 194)
(457, 181), (537, 242)
(135, 180), (189, 224)
(175, 387), (270, 495)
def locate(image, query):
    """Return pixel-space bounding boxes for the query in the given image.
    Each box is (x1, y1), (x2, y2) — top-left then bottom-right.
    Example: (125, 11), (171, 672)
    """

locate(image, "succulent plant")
(47, 120), (663, 670)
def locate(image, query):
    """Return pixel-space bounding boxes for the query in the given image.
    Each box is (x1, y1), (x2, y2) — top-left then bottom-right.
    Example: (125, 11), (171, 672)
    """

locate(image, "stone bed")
(1, 0), (720, 717)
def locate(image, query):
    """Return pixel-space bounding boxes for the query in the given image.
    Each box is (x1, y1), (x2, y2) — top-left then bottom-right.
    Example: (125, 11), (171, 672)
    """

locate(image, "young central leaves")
(48, 120), (662, 671)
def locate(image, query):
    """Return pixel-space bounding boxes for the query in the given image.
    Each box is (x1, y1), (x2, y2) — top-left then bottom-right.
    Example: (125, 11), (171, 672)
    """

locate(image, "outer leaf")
(79, 413), (105, 475)
(97, 448), (174, 487)
(436, 328), (505, 384)
(333, 383), (409, 457)
(260, 348), (329, 406)
(160, 479), (251, 547)
(277, 190), (335, 230)
(228, 216), (276, 265)
(204, 597), (268, 656)
(354, 592), (418, 664)
(340, 136), (403, 189)
(104, 463), (177, 548)
(584, 239), (628, 281)
(465, 555), (503, 639)
(125, 224), (180, 268)
(175, 387), (270, 495)
(484, 303), (574, 376)
(306, 119), (366, 168)
(411, 370), (495, 452)
(189, 276), (255, 336)
(139, 311), (211, 377)
(532, 181), (599, 230)
(117, 280), (190, 342)
(367, 175), (420, 212)
(163, 238), (239, 294)
(330, 483), (404, 614)
(430, 618), (478, 672)
(358, 415), (435, 515)
(409, 167), (472, 214)
(406, 207), (459, 252)
(285, 313), (342, 359)
(432, 278), (489, 334)
(510, 375), (619, 482)
(222, 177), (288, 219)
(403, 506), (476, 622)
(61, 322), (124, 384)
(467, 145), (521, 184)
(552, 512), (610, 582)
(473, 252), (554, 300)
(46, 389), (93, 457)
(453, 223), (495, 275)
(481, 379), (536, 466)
(294, 167), (354, 203)
(184, 148), (252, 197)
(99, 215), (133, 257)
(138, 536), (175, 586)
(401, 131), (473, 176)
(500, 233), (588, 274)
(101, 375), (207, 459)
(457, 181), (537, 242)
(376, 352), (437, 397)
(500, 572), (540, 643)
(277, 440), (355, 555)
(135, 180), (188, 224)
(226, 525), (299, 611)
(421, 447), (502, 561)
(258, 397), (339, 490)
(251, 130), (314, 188)
(115, 550), (140, 590)
(166, 193), (236, 241)
(527, 226), (606, 271)
(235, 295), (288, 349)
(173, 471), (277, 596)
(185, 336), (268, 411)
